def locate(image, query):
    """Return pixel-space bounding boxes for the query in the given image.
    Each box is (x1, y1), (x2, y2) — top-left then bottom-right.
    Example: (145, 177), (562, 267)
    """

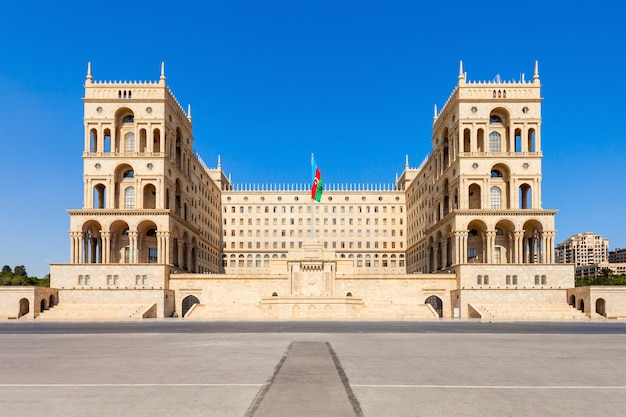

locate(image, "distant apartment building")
(575, 262), (626, 279)
(609, 248), (626, 264)
(555, 232), (609, 267)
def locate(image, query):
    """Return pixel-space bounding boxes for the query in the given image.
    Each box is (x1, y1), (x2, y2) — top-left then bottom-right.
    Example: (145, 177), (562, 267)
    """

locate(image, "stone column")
(470, 124), (477, 153)
(455, 232), (463, 265)
(79, 232), (86, 264)
(459, 232), (467, 264)
(545, 232), (552, 263)
(177, 241), (184, 268)
(137, 233), (144, 264)
(187, 245), (193, 272)
(514, 231), (524, 264)
(128, 231), (138, 264)
(506, 232), (513, 264)
(101, 232), (111, 264)
(70, 232), (78, 264)
(156, 232), (164, 264)
(96, 236), (102, 264)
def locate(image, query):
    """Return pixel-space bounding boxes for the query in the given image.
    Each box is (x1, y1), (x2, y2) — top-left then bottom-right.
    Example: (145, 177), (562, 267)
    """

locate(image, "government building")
(35, 61), (594, 320)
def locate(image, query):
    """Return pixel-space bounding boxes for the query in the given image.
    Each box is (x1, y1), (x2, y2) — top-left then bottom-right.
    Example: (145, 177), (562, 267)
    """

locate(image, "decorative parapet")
(224, 182), (403, 192)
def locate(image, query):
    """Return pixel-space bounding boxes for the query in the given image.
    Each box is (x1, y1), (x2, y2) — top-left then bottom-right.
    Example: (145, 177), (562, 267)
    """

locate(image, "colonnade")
(426, 229), (556, 272)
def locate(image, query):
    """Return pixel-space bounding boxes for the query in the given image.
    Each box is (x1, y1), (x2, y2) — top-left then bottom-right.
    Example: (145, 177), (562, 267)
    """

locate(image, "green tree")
(13, 265), (27, 277)
(599, 268), (613, 285)
(1, 265), (12, 275)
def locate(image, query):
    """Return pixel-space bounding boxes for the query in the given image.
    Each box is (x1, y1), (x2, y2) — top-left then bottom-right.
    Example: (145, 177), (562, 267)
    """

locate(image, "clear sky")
(1, 0), (625, 277)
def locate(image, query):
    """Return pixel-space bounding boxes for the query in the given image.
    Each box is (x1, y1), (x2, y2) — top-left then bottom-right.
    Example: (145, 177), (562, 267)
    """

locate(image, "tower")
(68, 63), (224, 277)
(404, 61), (557, 275)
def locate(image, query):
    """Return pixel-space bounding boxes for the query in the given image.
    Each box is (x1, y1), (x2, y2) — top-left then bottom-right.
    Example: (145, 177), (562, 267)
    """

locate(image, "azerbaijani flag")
(311, 155), (323, 202)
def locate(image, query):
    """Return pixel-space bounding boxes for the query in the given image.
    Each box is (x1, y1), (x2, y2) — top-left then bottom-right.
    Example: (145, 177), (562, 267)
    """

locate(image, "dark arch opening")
(181, 295), (200, 317)
(19, 298), (29, 317)
(595, 298), (606, 317)
(425, 295), (443, 317)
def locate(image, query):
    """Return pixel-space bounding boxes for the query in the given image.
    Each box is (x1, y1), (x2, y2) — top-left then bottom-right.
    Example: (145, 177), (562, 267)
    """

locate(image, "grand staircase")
(37, 303), (156, 320)
(469, 302), (589, 320)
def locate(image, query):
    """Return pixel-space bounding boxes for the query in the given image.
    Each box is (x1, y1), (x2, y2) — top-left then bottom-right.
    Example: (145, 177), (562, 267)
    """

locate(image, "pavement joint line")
(243, 341), (293, 417)
(326, 342), (365, 417)
(0, 383), (263, 387)
(352, 384), (626, 389)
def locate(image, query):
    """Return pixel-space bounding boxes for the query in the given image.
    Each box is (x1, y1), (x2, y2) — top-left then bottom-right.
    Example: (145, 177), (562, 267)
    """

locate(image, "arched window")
(124, 187), (135, 209)
(519, 184), (532, 209)
(488, 132), (501, 152)
(122, 115), (134, 123)
(491, 169), (503, 178)
(468, 184), (481, 209)
(93, 184), (106, 209)
(425, 295), (443, 317)
(490, 186), (501, 209)
(90, 129), (98, 153)
(143, 184), (156, 209)
(490, 115), (502, 123)
(124, 132), (135, 152)
(181, 295), (199, 317)
(123, 170), (134, 178)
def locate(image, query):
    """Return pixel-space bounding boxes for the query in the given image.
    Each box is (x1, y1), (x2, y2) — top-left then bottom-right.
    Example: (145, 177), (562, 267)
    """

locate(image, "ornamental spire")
(533, 60), (540, 83)
(458, 60), (465, 81)
(160, 61), (166, 82)
(86, 62), (92, 81)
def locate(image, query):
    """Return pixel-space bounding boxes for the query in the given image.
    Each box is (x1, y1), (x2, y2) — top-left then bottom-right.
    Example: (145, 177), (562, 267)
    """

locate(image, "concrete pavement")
(1, 321), (625, 416)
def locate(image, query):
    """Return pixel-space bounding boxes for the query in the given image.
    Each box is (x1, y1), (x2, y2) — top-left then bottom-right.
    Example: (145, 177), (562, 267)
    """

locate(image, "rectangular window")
(142, 275), (148, 285)
(135, 275), (141, 285)
(114, 275), (119, 285)
(494, 247), (501, 264)
(85, 275), (90, 285)
(78, 275), (83, 285)
(107, 275), (113, 285)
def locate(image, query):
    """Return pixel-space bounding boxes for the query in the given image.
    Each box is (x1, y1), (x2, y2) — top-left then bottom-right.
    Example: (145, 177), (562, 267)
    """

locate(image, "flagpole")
(310, 153), (314, 242)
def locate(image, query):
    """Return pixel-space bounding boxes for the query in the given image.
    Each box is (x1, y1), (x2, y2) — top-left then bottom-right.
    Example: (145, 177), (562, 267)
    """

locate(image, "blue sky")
(1, 1), (625, 277)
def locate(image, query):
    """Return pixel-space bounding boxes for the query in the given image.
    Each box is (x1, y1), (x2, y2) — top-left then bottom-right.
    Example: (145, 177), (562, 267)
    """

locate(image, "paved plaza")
(1, 321), (625, 416)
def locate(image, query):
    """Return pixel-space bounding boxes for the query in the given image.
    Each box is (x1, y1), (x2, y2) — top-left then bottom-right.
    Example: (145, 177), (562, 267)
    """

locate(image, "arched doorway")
(19, 298), (29, 317)
(425, 295), (443, 318)
(181, 295), (200, 317)
(578, 299), (585, 312)
(40, 299), (47, 313)
(596, 298), (606, 317)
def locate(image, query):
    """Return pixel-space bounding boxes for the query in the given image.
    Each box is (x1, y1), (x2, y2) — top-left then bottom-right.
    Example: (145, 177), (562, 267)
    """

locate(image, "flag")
(311, 155), (323, 202)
